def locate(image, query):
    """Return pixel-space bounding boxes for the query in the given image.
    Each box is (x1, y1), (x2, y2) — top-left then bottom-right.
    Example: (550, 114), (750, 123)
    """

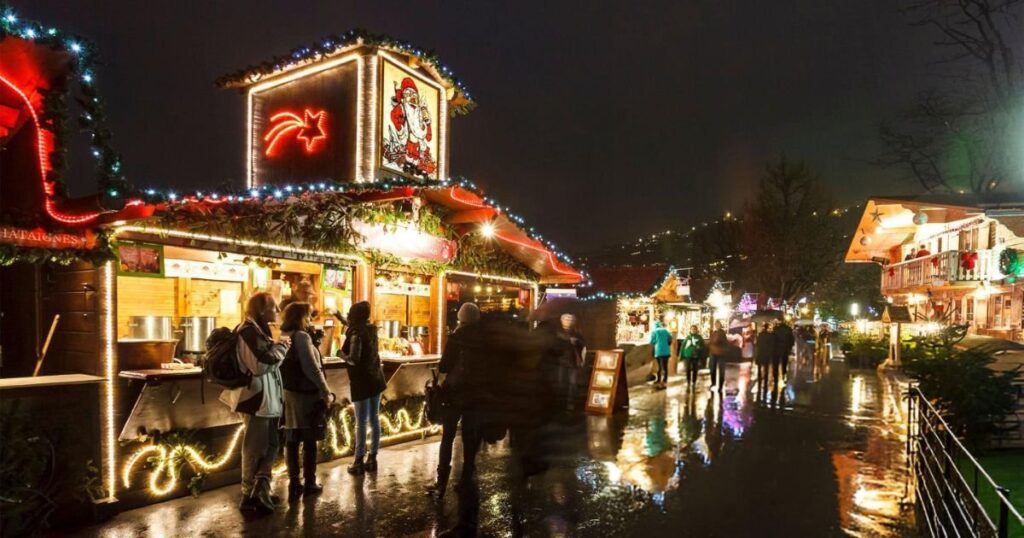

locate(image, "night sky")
(21, 1), (945, 250)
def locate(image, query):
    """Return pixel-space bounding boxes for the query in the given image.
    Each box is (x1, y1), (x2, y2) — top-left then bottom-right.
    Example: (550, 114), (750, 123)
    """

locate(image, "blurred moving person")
(678, 325), (706, 387)
(649, 320), (673, 390)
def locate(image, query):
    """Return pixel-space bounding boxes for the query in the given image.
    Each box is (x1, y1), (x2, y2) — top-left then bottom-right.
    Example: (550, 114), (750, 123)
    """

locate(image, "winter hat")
(457, 303), (481, 324)
(347, 301), (371, 325)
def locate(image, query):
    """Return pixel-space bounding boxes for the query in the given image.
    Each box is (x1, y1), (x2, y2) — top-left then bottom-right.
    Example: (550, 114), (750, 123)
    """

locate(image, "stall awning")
(577, 264), (673, 297)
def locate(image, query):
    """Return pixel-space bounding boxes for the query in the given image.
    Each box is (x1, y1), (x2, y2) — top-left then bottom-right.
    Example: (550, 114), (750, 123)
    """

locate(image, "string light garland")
(215, 29), (475, 115)
(121, 401), (439, 497)
(129, 175), (588, 283)
(0, 7), (130, 217)
(578, 265), (681, 301)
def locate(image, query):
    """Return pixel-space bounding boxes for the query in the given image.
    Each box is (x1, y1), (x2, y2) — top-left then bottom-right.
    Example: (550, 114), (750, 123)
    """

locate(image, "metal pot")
(378, 320), (401, 339)
(179, 316), (217, 353)
(127, 316), (174, 340)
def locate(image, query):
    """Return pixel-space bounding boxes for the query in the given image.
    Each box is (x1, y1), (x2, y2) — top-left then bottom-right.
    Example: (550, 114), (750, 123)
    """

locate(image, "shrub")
(902, 324), (1019, 450)
(841, 331), (888, 369)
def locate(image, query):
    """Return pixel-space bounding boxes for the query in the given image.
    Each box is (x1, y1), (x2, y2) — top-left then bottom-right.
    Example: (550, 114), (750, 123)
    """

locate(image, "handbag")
(424, 369), (447, 424)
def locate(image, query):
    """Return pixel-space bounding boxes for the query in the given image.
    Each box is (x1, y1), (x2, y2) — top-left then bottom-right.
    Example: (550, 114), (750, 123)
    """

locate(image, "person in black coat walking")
(341, 301), (387, 475)
(754, 324), (776, 398)
(427, 302), (483, 498)
(772, 321), (795, 385)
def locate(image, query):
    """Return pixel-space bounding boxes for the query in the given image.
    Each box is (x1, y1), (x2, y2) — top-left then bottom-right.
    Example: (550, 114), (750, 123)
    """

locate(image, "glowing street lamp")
(480, 221), (496, 238)
(850, 302), (860, 317)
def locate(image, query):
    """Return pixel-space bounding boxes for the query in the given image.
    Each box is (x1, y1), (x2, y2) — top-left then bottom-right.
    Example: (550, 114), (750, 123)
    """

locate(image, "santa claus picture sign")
(380, 58), (442, 180)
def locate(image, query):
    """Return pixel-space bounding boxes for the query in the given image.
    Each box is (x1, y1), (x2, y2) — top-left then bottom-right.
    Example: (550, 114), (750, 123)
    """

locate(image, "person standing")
(773, 320), (795, 384)
(677, 325), (706, 386)
(341, 301), (387, 476)
(556, 314), (586, 411)
(427, 303), (482, 498)
(754, 323), (776, 397)
(707, 320), (729, 392)
(279, 302), (332, 501)
(220, 292), (291, 513)
(649, 320), (673, 390)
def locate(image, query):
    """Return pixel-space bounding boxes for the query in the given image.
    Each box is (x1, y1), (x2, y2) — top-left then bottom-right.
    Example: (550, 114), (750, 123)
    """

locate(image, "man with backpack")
(216, 292), (291, 513)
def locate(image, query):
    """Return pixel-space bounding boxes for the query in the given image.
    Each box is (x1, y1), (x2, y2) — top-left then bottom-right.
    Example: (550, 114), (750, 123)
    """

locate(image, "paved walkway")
(70, 360), (914, 537)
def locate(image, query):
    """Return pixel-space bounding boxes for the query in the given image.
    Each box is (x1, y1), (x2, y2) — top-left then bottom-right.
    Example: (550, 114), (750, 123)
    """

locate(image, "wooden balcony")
(881, 249), (992, 293)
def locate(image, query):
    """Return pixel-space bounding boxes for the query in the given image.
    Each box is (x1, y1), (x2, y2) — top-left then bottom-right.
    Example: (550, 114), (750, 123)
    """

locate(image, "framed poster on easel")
(586, 349), (629, 414)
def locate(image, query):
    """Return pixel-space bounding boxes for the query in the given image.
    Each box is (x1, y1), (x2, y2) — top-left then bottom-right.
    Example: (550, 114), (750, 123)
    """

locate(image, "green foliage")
(902, 325), (1019, 449)
(0, 401), (56, 536)
(840, 332), (889, 368)
(73, 459), (106, 503)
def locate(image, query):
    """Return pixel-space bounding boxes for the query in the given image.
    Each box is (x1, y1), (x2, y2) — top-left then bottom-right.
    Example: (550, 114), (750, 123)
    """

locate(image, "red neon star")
(296, 109), (327, 152)
(263, 108), (328, 157)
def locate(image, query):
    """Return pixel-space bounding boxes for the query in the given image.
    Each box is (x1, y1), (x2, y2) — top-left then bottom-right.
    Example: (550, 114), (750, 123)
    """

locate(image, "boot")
(239, 493), (260, 512)
(302, 441), (322, 495)
(288, 481), (304, 502)
(365, 453), (378, 473)
(286, 442), (302, 502)
(253, 478), (275, 513)
(426, 464), (451, 497)
(347, 455), (365, 475)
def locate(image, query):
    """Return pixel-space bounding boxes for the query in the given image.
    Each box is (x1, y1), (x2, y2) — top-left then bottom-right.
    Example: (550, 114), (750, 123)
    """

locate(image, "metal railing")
(908, 386), (1024, 537)
(882, 250), (992, 293)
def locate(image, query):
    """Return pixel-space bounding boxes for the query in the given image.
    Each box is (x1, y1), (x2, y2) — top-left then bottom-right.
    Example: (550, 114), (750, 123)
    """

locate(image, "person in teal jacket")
(650, 321), (673, 390)
(677, 325), (706, 386)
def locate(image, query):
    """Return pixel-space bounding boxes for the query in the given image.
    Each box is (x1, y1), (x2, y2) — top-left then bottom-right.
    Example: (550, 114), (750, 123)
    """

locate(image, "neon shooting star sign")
(263, 108), (328, 157)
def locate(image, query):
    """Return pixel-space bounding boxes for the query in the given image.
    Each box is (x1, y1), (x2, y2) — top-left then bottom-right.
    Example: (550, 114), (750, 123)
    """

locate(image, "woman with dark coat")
(427, 302), (482, 498)
(754, 324), (776, 397)
(707, 320), (729, 392)
(341, 301), (387, 475)
(279, 302), (332, 501)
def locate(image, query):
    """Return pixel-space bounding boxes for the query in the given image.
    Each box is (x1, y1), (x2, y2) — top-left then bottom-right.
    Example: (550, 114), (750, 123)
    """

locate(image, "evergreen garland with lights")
(215, 29), (476, 115)
(1, 6), (130, 211)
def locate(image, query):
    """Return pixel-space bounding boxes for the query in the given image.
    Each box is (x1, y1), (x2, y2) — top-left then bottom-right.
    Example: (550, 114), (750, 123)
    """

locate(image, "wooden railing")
(881, 250), (992, 293)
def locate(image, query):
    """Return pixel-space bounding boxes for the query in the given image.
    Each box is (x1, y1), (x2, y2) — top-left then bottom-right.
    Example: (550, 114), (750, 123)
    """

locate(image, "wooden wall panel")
(188, 279), (243, 328)
(116, 276), (176, 338)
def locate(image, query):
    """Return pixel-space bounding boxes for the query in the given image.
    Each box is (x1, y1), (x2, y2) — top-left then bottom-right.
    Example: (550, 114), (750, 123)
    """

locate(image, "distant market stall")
(0, 11), (586, 520)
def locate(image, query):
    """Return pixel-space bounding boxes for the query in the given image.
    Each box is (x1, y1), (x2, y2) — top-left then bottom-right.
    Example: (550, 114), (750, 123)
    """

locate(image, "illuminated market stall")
(1, 13), (585, 517)
(578, 265), (700, 384)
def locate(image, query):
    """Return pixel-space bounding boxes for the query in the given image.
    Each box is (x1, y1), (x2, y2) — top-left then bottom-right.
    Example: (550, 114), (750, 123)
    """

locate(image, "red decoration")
(930, 256), (940, 268)
(0, 225), (92, 249)
(263, 108), (327, 157)
(887, 267), (895, 278)
(0, 72), (101, 225)
(960, 251), (979, 272)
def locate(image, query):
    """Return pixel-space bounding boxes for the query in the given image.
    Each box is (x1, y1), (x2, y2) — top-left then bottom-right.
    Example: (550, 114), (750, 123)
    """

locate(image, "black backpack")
(203, 326), (252, 389)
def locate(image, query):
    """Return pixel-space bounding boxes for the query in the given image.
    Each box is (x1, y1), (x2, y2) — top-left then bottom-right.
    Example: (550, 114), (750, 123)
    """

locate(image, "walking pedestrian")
(649, 320), (673, 390)
(708, 320), (729, 392)
(220, 292), (291, 513)
(677, 325), (706, 386)
(755, 323), (775, 397)
(341, 301), (387, 476)
(427, 303), (482, 498)
(279, 302), (332, 501)
(773, 320), (795, 384)
(556, 314), (586, 411)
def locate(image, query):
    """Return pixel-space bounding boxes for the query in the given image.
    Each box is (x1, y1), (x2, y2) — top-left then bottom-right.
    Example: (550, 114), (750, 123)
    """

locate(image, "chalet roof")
(215, 30), (475, 114)
(581, 264), (673, 295)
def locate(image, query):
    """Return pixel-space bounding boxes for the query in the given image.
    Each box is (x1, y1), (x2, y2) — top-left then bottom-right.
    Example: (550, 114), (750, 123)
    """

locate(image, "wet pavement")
(70, 360), (915, 537)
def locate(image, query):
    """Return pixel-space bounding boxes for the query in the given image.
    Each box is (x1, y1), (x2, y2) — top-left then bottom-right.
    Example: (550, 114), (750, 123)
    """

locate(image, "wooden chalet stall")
(0, 22), (131, 529)
(578, 265), (699, 385)
(97, 34), (584, 506)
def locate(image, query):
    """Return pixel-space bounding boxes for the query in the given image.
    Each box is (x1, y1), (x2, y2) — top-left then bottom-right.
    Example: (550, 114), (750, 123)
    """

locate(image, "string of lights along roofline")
(134, 175), (589, 283)
(1, 6), (130, 213)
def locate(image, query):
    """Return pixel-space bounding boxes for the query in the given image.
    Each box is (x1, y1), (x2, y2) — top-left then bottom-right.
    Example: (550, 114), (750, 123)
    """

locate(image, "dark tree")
(739, 156), (845, 302)
(878, 0), (1023, 194)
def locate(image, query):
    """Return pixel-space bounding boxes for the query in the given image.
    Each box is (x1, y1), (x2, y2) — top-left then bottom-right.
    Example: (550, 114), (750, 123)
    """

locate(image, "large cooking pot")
(117, 339), (179, 371)
(127, 316), (175, 340)
(179, 316), (217, 353)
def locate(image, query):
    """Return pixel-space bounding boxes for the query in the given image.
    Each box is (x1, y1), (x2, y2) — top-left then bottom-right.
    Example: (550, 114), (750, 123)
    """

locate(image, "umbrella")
(750, 310), (784, 323)
(528, 297), (583, 323)
(729, 318), (750, 329)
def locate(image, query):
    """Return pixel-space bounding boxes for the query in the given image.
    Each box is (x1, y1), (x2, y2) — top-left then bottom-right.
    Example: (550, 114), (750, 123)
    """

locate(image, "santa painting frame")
(378, 52), (446, 181)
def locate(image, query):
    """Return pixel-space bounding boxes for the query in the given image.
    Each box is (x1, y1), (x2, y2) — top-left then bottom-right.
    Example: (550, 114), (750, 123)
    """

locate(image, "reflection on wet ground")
(71, 360), (914, 537)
